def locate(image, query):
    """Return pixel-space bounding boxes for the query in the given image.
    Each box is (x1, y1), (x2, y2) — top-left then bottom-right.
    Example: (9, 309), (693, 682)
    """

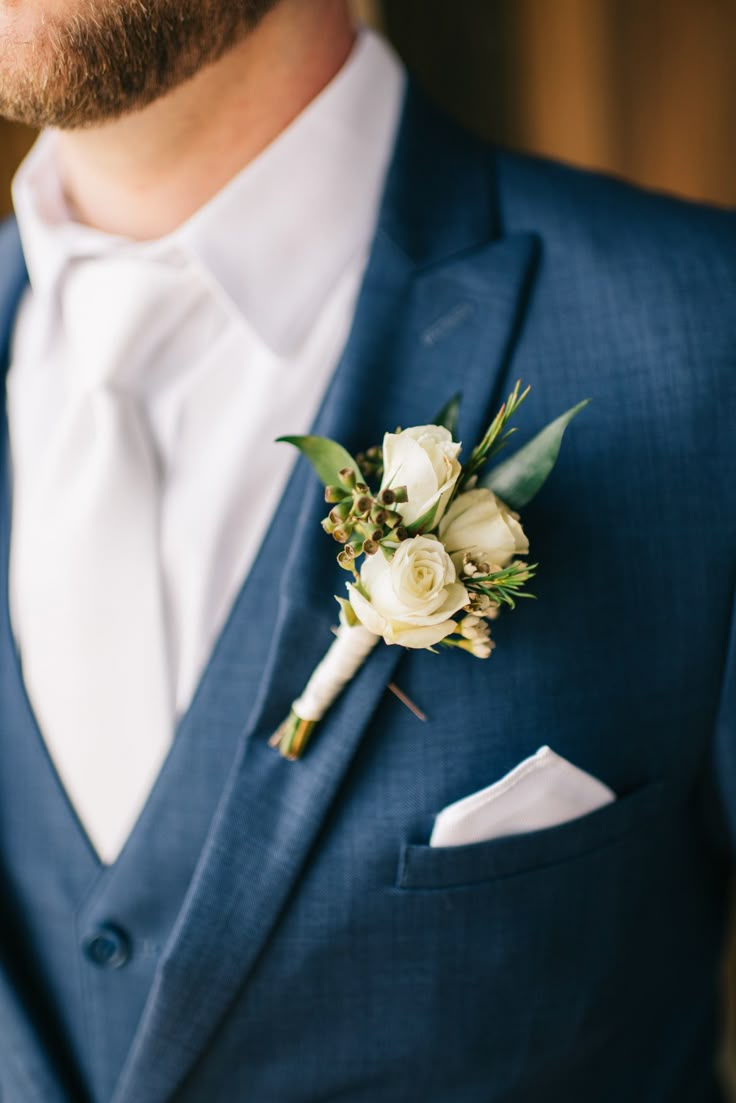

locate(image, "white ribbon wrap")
(292, 621), (380, 722)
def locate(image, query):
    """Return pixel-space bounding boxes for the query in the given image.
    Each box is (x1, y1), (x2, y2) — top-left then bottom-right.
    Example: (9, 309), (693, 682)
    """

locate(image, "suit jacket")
(1, 82), (735, 1103)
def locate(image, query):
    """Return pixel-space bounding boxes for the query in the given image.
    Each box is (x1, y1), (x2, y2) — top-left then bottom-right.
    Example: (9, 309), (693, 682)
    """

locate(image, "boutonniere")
(271, 381), (588, 759)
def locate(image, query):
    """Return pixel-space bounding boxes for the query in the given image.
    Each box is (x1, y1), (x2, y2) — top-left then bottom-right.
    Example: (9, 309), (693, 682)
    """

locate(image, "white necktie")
(11, 258), (178, 864)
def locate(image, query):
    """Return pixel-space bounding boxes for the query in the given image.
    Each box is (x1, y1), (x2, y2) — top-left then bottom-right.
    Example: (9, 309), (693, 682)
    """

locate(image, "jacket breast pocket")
(396, 779), (665, 890)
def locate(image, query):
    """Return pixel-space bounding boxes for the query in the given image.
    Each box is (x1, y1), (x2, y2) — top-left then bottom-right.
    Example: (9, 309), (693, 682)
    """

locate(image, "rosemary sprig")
(459, 379), (531, 490)
(465, 560), (537, 610)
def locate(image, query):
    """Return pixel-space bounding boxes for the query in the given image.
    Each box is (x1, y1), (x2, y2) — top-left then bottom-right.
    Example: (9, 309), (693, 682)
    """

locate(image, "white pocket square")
(429, 745), (615, 848)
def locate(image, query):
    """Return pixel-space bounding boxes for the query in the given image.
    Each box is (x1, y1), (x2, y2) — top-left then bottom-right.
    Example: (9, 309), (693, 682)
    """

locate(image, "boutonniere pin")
(271, 381), (588, 759)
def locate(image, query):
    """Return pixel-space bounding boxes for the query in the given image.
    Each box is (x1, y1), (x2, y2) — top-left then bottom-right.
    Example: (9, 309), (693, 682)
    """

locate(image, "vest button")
(83, 923), (131, 969)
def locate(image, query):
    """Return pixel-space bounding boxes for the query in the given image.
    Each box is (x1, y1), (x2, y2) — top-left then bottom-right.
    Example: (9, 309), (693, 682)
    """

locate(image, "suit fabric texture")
(0, 82), (735, 1103)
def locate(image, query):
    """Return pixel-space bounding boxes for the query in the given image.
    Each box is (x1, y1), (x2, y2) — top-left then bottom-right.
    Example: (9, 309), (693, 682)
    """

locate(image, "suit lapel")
(113, 84), (539, 1103)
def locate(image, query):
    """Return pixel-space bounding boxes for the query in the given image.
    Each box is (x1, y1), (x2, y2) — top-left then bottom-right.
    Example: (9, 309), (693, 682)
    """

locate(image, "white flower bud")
(439, 488), (529, 570)
(380, 425), (462, 528)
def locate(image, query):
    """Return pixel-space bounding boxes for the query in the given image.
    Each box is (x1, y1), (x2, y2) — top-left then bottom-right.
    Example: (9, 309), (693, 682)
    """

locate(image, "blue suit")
(1, 83), (735, 1102)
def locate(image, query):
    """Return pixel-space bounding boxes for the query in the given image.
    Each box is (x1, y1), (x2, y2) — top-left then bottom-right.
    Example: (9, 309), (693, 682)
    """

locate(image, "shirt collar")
(12, 28), (406, 354)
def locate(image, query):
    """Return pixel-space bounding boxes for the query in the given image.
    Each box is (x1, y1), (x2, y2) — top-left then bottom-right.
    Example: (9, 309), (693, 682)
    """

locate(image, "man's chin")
(0, 1), (45, 37)
(0, 3), (59, 125)
(0, 0), (278, 130)
(0, 2), (137, 130)
(0, 47), (63, 130)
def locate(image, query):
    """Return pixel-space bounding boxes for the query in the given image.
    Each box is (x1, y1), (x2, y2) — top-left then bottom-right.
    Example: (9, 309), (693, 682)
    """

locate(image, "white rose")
(347, 535), (469, 649)
(381, 425), (461, 528)
(438, 488), (529, 569)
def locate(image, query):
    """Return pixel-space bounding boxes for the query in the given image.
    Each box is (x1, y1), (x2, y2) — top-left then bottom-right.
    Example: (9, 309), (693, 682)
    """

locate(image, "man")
(0, 1), (734, 1100)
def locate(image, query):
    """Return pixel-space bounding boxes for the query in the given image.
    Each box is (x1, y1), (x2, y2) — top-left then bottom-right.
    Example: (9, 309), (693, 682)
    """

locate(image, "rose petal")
(386, 618), (460, 649)
(347, 583), (388, 637)
(381, 433), (441, 526)
(439, 488), (529, 566)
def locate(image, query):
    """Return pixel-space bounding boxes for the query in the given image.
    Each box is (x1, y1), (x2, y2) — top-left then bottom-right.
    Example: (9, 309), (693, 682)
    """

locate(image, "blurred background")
(1, 0), (736, 1087)
(4, 0), (733, 215)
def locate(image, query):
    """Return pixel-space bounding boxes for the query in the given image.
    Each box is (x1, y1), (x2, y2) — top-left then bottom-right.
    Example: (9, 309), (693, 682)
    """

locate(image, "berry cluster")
(321, 468), (409, 570)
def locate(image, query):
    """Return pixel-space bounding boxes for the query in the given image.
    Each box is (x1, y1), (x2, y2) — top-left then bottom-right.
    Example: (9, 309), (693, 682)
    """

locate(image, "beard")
(0, 0), (280, 129)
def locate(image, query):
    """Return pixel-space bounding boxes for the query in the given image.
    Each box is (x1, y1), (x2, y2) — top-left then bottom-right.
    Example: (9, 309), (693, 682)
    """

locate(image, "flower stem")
(270, 710), (318, 760)
(270, 621), (380, 760)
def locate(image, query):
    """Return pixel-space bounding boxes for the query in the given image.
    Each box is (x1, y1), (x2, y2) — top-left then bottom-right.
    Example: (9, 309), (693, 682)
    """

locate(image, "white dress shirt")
(7, 29), (404, 857)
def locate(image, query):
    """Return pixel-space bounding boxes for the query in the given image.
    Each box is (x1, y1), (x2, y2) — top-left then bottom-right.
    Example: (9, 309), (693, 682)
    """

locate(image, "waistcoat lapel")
(0, 904), (90, 1103)
(113, 84), (540, 1103)
(0, 219), (27, 352)
(0, 224), (75, 1103)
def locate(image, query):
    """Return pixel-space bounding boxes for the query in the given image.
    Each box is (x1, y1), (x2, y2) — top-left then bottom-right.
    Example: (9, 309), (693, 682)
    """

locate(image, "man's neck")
(54, 0), (355, 241)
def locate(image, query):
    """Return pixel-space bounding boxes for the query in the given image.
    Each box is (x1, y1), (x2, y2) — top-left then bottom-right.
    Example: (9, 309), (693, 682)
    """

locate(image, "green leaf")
(480, 399), (590, 511)
(432, 393), (462, 438)
(336, 596), (359, 627)
(277, 435), (362, 489)
(406, 499), (441, 536)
